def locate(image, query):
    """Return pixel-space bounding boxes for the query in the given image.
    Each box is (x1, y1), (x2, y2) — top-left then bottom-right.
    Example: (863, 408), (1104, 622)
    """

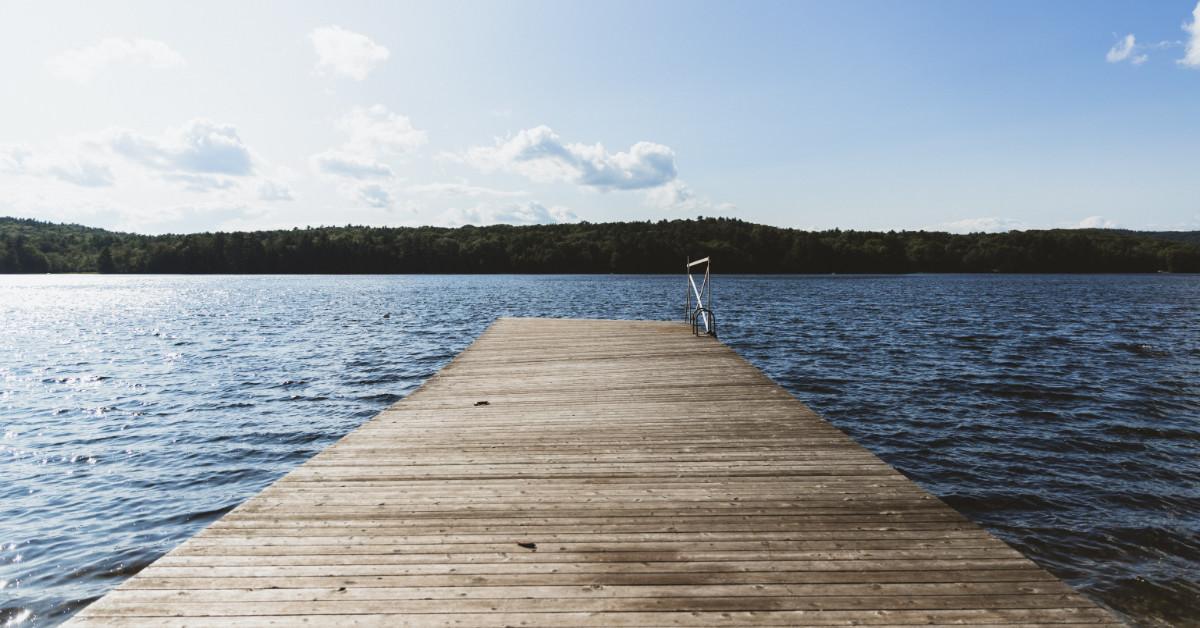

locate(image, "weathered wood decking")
(70, 317), (1119, 626)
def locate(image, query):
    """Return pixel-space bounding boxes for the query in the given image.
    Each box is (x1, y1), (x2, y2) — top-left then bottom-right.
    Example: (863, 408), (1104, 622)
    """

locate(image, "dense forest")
(2, 216), (1198, 274)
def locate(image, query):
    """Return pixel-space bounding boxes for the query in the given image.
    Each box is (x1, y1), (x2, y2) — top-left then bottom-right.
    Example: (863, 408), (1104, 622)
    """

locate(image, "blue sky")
(1, 0), (1197, 233)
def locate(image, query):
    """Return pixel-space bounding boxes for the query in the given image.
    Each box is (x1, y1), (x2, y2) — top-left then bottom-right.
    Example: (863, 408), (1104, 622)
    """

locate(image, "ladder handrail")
(684, 257), (716, 337)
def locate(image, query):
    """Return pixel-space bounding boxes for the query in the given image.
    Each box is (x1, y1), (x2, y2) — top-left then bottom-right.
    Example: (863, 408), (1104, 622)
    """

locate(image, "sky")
(0, 0), (1197, 234)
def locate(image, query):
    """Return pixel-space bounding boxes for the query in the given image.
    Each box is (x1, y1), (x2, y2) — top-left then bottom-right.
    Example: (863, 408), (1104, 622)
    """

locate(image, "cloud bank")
(1077, 215), (1118, 229)
(311, 106), (425, 180)
(310, 105), (426, 208)
(934, 217), (1026, 234)
(1, 143), (114, 188)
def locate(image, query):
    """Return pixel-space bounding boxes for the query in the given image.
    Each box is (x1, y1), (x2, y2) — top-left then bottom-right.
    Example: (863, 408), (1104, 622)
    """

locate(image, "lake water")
(0, 274), (1197, 626)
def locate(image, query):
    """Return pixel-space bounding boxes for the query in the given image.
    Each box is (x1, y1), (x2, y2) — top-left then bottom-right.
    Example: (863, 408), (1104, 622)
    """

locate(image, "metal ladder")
(685, 256), (716, 337)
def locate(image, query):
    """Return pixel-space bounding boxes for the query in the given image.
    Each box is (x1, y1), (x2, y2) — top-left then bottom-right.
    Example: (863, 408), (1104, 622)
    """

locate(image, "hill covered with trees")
(2, 216), (1198, 274)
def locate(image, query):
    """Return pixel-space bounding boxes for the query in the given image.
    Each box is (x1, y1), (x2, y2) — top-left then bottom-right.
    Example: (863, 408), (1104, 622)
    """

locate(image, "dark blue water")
(0, 275), (1196, 626)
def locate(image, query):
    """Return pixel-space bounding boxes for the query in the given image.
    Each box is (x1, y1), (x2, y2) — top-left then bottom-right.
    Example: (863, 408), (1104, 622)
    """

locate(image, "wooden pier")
(70, 318), (1120, 626)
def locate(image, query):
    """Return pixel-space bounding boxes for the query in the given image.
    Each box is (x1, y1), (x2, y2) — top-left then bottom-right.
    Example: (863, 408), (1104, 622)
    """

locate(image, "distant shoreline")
(4, 216), (1199, 274)
(3, 271), (1198, 276)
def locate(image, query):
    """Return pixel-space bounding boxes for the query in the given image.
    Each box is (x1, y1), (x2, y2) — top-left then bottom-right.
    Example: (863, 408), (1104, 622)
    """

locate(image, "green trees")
(1, 235), (51, 272)
(95, 246), (115, 273)
(0, 215), (1198, 274)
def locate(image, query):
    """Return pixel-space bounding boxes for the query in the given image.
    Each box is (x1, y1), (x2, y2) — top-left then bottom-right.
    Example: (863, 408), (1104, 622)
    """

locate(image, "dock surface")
(70, 318), (1119, 626)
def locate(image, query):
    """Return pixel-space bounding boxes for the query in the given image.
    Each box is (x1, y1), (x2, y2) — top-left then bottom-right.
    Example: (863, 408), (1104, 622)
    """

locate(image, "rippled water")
(1, 274), (1196, 626)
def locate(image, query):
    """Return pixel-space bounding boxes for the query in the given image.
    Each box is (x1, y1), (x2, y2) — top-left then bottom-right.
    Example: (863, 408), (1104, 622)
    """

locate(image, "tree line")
(2, 216), (1198, 274)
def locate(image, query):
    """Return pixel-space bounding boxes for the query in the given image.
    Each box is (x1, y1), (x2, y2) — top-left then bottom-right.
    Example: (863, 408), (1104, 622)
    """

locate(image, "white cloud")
(310, 106), (424, 180)
(336, 105), (427, 155)
(0, 146), (32, 174)
(109, 119), (255, 178)
(645, 179), (695, 208)
(1181, 1), (1200, 68)
(1106, 34), (1147, 65)
(1120, 3), (1200, 69)
(933, 217), (1026, 233)
(406, 182), (525, 198)
(644, 180), (735, 213)
(357, 183), (393, 208)
(0, 143), (114, 188)
(47, 38), (184, 83)
(1077, 215), (1118, 229)
(464, 126), (678, 191)
(490, 201), (577, 225)
(440, 201), (578, 227)
(160, 172), (235, 192)
(311, 151), (392, 179)
(310, 26), (389, 80)
(258, 180), (293, 201)
(1, 130), (297, 231)
(44, 157), (115, 187)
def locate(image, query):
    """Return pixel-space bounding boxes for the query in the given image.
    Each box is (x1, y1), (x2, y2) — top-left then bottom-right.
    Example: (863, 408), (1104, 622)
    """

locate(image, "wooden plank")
(104, 570), (1071, 590)
(95, 581), (1079, 602)
(67, 318), (1120, 626)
